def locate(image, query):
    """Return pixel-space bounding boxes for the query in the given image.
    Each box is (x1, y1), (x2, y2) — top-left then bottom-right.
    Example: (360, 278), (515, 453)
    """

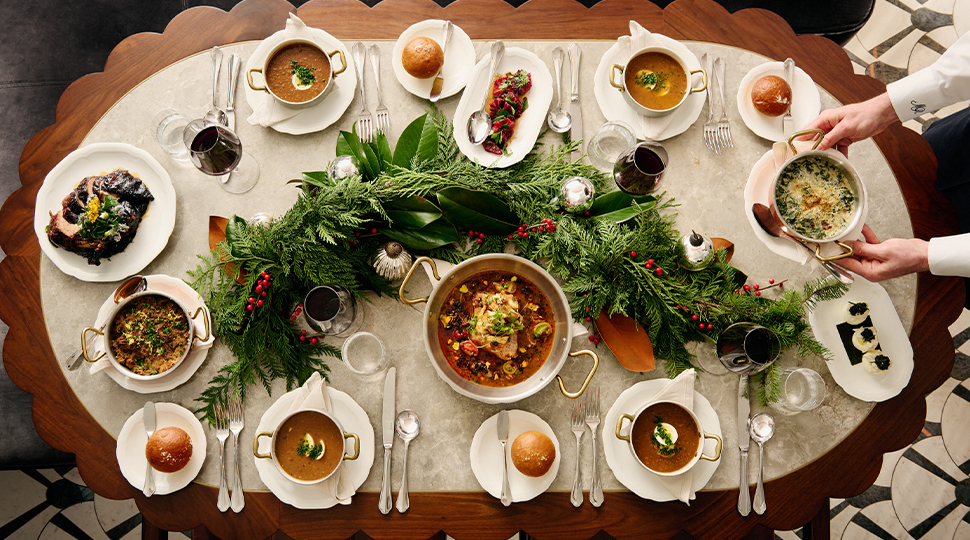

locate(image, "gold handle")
(253, 431), (273, 459)
(556, 349), (599, 399)
(247, 68), (266, 92)
(610, 64), (625, 91)
(688, 69), (708, 94)
(815, 241), (854, 262)
(615, 413), (635, 442)
(700, 432), (722, 461)
(328, 49), (347, 76)
(398, 256), (439, 306)
(343, 432), (360, 461)
(787, 128), (824, 155)
(190, 306), (211, 344)
(80, 327), (106, 363)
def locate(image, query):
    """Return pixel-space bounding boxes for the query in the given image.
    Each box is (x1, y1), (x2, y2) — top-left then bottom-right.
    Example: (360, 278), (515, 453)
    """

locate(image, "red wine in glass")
(613, 141), (668, 195)
(189, 125), (242, 176)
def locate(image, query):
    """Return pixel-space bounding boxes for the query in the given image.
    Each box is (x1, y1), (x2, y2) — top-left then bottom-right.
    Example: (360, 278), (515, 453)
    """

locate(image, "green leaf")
(437, 187), (518, 235)
(374, 132), (393, 169)
(384, 196), (443, 229)
(360, 142), (383, 181)
(225, 215), (249, 258)
(337, 129), (376, 179)
(393, 113), (439, 169)
(335, 132), (354, 158)
(300, 171), (334, 188)
(588, 191), (655, 215)
(380, 219), (459, 250)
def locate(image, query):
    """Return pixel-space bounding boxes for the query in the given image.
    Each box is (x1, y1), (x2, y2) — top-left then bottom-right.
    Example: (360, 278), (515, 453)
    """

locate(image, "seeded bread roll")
(751, 75), (793, 117)
(510, 430), (556, 477)
(146, 426), (193, 473)
(402, 37), (444, 79)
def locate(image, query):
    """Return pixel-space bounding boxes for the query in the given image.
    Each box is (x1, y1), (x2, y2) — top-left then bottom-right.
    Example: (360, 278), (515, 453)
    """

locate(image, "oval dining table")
(0, 0), (964, 538)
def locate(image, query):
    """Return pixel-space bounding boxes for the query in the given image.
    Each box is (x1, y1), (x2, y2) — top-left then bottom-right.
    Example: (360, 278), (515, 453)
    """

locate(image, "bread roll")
(750, 75), (792, 117)
(511, 430), (556, 477)
(146, 426), (193, 473)
(402, 37), (444, 79)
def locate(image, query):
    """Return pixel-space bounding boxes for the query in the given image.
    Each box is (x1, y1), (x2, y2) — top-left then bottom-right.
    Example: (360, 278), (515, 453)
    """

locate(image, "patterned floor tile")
(878, 30), (928, 69)
(844, 500), (914, 539)
(955, 1), (969, 36)
(892, 437), (966, 538)
(941, 381), (970, 474)
(0, 470), (50, 525)
(908, 41), (944, 73)
(928, 378), (962, 423)
(93, 496), (142, 540)
(927, 25), (961, 48)
(39, 502), (109, 540)
(921, 0), (955, 16)
(947, 309), (970, 339)
(845, 36), (880, 64)
(857, 1), (917, 51)
(878, 448), (911, 486)
(832, 501), (863, 539)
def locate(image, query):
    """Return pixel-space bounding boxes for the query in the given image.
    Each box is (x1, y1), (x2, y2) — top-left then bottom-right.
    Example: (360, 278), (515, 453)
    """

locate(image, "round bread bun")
(146, 426), (193, 473)
(510, 430), (556, 478)
(402, 37), (444, 79)
(750, 75), (793, 117)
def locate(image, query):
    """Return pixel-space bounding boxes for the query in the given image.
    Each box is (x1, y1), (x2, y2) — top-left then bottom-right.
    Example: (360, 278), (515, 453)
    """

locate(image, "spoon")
(395, 409), (420, 513)
(547, 46), (571, 133)
(751, 203), (854, 285)
(66, 275), (149, 370)
(749, 412), (775, 515)
(204, 46), (229, 127)
(467, 41), (505, 145)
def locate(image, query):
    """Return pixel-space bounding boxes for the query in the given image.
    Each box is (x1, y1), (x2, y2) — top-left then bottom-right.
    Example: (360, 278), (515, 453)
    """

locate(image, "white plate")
(592, 39), (706, 141)
(469, 410), (560, 503)
(253, 388), (374, 509)
(34, 143), (176, 282)
(243, 27), (356, 135)
(603, 379), (721, 501)
(736, 62), (821, 142)
(808, 275), (914, 402)
(391, 20), (476, 100)
(452, 47), (553, 168)
(116, 402), (207, 495)
(88, 274), (213, 394)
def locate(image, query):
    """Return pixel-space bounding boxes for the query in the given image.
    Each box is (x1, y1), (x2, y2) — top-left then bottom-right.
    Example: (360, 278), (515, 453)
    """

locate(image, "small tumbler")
(341, 332), (387, 376)
(771, 368), (826, 414)
(149, 108), (190, 161)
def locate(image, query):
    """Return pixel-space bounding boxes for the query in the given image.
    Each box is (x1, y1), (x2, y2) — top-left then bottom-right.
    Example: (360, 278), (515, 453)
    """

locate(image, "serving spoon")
(66, 275), (149, 370)
(467, 41), (505, 145)
(751, 203), (854, 285)
(749, 413), (775, 515)
(204, 46), (229, 127)
(546, 46), (571, 133)
(395, 409), (420, 513)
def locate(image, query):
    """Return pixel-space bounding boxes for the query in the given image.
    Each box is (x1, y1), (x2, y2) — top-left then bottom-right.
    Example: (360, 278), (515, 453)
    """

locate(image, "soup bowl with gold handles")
(80, 290), (210, 381)
(769, 128), (868, 262)
(615, 399), (722, 477)
(609, 46), (707, 118)
(399, 253), (598, 404)
(253, 408), (360, 485)
(247, 38), (348, 110)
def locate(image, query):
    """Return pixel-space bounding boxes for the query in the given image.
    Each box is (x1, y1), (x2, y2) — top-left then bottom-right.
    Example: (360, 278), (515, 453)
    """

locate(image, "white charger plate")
(34, 143), (176, 282)
(808, 275), (914, 402)
(603, 379), (721, 501)
(469, 410), (560, 503)
(452, 47), (553, 168)
(116, 402), (207, 495)
(253, 388), (374, 509)
(243, 27), (356, 135)
(392, 20), (476, 100)
(736, 61), (821, 142)
(592, 38), (706, 141)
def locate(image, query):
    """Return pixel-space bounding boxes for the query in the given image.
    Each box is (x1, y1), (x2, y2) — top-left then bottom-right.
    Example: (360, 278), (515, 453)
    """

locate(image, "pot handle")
(787, 128), (824, 156)
(247, 68), (266, 92)
(609, 65), (625, 91)
(615, 413), (634, 442)
(556, 349), (599, 399)
(688, 69), (708, 94)
(399, 256), (440, 306)
(80, 327), (106, 363)
(700, 431), (723, 461)
(253, 431), (273, 459)
(814, 241), (854, 262)
(190, 306), (211, 345)
(343, 432), (360, 461)
(328, 49), (347, 76)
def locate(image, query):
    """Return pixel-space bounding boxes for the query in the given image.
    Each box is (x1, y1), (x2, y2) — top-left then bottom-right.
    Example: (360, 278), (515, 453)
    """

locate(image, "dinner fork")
(585, 387), (603, 507)
(715, 57), (734, 150)
(215, 404), (230, 512)
(701, 53), (720, 154)
(570, 400), (585, 507)
(228, 391), (245, 513)
(352, 42), (373, 143)
(368, 45), (390, 136)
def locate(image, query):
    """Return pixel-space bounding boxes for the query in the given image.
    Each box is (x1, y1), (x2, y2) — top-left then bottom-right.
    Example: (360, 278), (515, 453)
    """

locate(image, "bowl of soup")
(253, 409), (360, 485)
(609, 47), (707, 117)
(247, 38), (347, 109)
(615, 400), (721, 476)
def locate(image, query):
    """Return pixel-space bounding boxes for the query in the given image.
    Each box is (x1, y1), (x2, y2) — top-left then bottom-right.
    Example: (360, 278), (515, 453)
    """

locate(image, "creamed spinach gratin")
(774, 156), (856, 240)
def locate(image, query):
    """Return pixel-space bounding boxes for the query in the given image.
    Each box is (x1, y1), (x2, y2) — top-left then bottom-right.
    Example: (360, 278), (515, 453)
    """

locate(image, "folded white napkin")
(649, 368), (698, 504)
(617, 21), (677, 139)
(247, 13), (317, 127)
(285, 372), (355, 504)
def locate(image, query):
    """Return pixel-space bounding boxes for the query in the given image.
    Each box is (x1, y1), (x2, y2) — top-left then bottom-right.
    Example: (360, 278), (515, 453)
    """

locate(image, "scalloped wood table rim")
(1, 0), (962, 538)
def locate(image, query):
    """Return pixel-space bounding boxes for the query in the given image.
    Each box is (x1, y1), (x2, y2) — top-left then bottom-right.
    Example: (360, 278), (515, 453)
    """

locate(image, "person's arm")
(887, 32), (970, 122)
(835, 225), (929, 281)
(927, 233), (970, 278)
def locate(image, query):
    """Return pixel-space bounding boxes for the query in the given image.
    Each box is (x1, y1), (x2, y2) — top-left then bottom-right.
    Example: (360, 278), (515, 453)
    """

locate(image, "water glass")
(341, 332), (387, 376)
(771, 368), (826, 414)
(304, 285), (359, 336)
(588, 121), (636, 173)
(716, 322), (781, 375)
(612, 140), (668, 195)
(149, 108), (190, 161)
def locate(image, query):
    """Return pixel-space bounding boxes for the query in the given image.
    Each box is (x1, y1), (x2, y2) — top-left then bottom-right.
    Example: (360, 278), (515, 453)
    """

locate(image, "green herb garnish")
(652, 415), (680, 457)
(290, 61), (316, 86)
(296, 435), (324, 459)
(635, 70), (669, 91)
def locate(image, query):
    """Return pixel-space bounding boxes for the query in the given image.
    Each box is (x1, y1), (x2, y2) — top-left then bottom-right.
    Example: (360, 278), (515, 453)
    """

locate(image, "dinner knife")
(226, 53), (241, 132)
(737, 376), (751, 516)
(497, 410), (512, 506)
(143, 401), (156, 497)
(782, 58), (794, 140)
(379, 367), (396, 514)
(429, 21), (453, 103)
(567, 43), (583, 160)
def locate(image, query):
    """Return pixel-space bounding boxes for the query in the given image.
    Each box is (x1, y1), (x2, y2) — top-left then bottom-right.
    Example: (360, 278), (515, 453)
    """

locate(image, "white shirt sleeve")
(887, 31), (970, 122)
(928, 233), (970, 278)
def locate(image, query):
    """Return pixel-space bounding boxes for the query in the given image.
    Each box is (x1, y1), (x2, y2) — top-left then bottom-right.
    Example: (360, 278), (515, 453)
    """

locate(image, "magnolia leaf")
(295, 171), (334, 188)
(337, 129), (376, 180)
(224, 215), (249, 258)
(360, 140), (383, 180)
(374, 132), (393, 168)
(392, 113), (438, 168)
(588, 191), (655, 214)
(384, 196), (443, 229)
(437, 187), (518, 234)
(595, 311), (655, 372)
(380, 219), (459, 250)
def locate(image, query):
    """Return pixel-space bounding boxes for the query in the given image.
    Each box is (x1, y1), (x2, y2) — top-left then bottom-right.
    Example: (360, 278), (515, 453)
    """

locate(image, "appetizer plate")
(88, 274), (213, 394)
(808, 275), (914, 402)
(593, 38), (706, 141)
(452, 46), (553, 168)
(253, 388), (374, 509)
(34, 143), (176, 282)
(116, 402), (207, 495)
(243, 27), (356, 135)
(604, 379), (721, 501)
(470, 410), (560, 503)
(736, 61), (821, 142)
(392, 19), (476, 100)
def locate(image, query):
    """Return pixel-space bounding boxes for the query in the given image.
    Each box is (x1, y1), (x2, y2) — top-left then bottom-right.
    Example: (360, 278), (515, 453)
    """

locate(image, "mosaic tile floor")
(1, 0), (967, 538)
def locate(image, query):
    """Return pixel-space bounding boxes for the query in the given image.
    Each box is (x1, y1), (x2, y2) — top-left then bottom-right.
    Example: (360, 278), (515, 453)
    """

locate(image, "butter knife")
(143, 401), (156, 497)
(567, 43), (583, 160)
(782, 58), (794, 140)
(737, 376), (751, 516)
(497, 410), (512, 506)
(226, 53), (241, 132)
(429, 21), (453, 102)
(379, 367), (396, 514)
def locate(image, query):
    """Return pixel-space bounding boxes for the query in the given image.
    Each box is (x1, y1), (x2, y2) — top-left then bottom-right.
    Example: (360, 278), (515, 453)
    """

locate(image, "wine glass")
(182, 119), (259, 193)
(612, 140), (668, 195)
(715, 322), (781, 375)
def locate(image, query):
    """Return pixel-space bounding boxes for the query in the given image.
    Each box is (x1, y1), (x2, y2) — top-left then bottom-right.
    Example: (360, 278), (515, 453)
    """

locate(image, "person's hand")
(834, 225), (930, 281)
(802, 93), (899, 155)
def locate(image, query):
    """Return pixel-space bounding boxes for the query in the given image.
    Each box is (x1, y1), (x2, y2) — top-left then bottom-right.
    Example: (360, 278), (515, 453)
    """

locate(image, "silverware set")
(701, 54), (734, 154)
(351, 42), (390, 143)
(215, 391), (245, 513)
(570, 387), (603, 507)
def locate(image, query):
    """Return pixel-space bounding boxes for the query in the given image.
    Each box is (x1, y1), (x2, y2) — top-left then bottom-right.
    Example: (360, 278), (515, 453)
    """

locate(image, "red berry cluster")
(734, 278), (782, 297)
(641, 258), (663, 276)
(468, 230), (486, 244)
(675, 305), (714, 330)
(298, 329), (318, 345)
(290, 302), (303, 323)
(507, 219), (557, 240)
(247, 272), (272, 312)
(351, 228), (380, 245)
(587, 333), (602, 345)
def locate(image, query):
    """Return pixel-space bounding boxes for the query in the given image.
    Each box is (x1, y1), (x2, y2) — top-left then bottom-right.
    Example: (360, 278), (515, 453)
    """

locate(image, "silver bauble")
(373, 241), (413, 281)
(680, 230), (715, 270)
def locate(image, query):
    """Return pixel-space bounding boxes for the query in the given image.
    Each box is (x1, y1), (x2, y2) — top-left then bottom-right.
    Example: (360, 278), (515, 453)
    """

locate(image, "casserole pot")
(615, 399), (722, 476)
(769, 128), (868, 262)
(81, 290), (210, 380)
(253, 408), (360, 485)
(247, 38), (347, 110)
(609, 46), (707, 117)
(399, 254), (598, 404)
